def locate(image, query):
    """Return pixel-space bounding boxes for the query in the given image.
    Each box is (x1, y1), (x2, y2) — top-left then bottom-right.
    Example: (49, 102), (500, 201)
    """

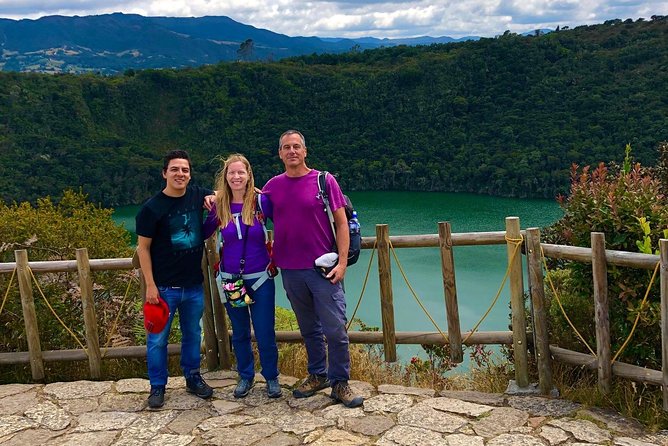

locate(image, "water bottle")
(347, 210), (362, 265)
(349, 210), (360, 234)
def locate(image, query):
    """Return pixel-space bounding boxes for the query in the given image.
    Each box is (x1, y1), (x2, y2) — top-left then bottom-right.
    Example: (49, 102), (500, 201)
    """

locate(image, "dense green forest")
(1, 17), (667, 206)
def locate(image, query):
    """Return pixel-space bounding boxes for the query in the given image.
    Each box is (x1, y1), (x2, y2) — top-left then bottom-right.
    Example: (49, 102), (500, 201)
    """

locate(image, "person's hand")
(204, 194), (216, 211)
(145, 284), (160, 304)
(326, 263), (347, 284)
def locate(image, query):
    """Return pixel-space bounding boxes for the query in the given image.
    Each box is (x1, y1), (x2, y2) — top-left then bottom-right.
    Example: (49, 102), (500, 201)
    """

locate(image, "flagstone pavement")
(1, 369), (666, 445)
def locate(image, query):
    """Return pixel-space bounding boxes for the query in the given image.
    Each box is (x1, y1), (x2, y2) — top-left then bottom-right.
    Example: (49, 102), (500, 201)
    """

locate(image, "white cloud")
(0, 0), (666, 38)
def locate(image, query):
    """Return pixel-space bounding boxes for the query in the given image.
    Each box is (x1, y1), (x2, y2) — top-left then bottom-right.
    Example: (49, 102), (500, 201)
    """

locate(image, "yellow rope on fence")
(0, 267), (17, 317)
(101, 273), (138, 356)
(540, 246), (596, 356)
(28, 266), (88, 353)
(611, 261), (660, 364)
(6, 263), (138, 357)
(388, 239), (449, 344)
(346, 239), (377, 331)
(462, 235), (523, 344)
(367, 234), (526, 348)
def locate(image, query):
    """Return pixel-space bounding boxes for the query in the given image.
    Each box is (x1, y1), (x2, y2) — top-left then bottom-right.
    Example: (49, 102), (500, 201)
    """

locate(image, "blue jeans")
(281, 269), (350, 384)
(147, 285), (204, 386)
(225, 277), (279, 381)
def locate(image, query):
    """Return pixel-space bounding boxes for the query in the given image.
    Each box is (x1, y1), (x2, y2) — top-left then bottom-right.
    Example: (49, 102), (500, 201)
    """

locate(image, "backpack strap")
(255, 193), (269, 244)
(318, 171), (337, 241)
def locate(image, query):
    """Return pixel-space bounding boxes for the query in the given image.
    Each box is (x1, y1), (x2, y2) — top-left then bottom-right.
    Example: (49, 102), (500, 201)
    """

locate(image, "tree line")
(1, 17), (667, 207)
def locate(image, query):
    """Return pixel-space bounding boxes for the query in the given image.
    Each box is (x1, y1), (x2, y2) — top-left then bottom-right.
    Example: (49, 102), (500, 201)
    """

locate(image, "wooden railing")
(1, 218), (666, 408)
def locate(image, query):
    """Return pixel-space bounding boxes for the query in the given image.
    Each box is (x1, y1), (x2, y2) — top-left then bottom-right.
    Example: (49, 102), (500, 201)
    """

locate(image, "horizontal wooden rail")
(0, 258), (133, 274)
(550, 346), (661, 386)
(361, 231), (509, 249)
(0, 344), (183, 364)
(276, 330), (513, 345)
(542, 244), (659, 270)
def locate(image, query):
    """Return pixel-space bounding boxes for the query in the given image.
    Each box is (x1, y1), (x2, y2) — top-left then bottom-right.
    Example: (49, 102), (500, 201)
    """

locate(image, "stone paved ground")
(1, 369), (667, 445)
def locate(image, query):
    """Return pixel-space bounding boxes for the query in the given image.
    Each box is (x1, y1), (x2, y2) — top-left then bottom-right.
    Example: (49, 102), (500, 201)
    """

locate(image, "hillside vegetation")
(1, 17), (667, 206)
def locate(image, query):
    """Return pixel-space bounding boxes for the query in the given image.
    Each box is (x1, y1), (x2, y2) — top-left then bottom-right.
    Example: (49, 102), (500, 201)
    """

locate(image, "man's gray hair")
(278, 130), (306, 148)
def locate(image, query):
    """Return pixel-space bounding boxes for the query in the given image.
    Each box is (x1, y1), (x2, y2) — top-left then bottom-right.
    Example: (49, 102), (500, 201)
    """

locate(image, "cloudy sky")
(0, 0), (667, 39)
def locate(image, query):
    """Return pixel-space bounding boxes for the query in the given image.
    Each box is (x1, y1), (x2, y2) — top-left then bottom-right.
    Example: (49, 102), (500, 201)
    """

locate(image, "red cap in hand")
(143, 296), (170, 334)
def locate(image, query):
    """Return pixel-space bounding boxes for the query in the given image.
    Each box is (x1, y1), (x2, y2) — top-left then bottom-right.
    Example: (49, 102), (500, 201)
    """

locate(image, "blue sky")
(0, 0), (667, 38)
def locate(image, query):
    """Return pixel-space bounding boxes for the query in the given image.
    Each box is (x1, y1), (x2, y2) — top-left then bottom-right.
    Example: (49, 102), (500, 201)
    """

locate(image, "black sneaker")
(331, 381), (364, 408)
(186, 373), (213, 399)
(148, 386), (165, 408)
(292, 374), (330, 398)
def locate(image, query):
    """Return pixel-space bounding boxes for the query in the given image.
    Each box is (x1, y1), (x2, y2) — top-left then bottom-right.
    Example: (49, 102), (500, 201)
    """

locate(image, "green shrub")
(0, 190), (136, 354)
(545, 269), (595, 353)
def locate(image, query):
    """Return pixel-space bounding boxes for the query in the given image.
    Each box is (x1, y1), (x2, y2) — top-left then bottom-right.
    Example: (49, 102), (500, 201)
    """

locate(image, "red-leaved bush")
(547, 160), (668, 368)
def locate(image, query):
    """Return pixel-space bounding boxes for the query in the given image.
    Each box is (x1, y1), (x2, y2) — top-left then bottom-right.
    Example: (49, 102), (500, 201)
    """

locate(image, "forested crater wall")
(1, 17), (667, 206)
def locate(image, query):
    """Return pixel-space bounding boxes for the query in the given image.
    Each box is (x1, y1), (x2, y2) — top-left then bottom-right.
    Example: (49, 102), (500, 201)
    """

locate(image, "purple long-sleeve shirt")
(262, 170), (346, 269)
(203, 194), (272, 274)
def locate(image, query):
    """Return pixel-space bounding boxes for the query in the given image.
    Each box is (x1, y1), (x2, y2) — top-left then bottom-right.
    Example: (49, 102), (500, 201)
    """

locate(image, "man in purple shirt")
(263, 130), (363, 408)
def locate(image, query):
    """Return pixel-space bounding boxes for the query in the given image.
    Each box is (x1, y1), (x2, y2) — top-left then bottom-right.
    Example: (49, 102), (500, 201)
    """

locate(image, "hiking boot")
(233, 378), (254, 398)
(331, 381), (364, 408)
(148, 386), (165, 408)
(186, 373), (213, 399)
(292, 374), (330, 398)
(266, 378), (282, 398)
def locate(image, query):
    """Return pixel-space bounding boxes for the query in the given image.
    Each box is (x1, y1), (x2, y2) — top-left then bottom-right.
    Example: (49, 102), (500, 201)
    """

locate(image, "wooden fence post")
(377, 224), (397, 362)
(76, 248), (102, 379)
(201, 252), (219, 371)
(15, 249), (45, 381)
(438, 222), (463, 363)
(131, 251), (146, 304)
(205, 237), (232, 369)
(526, 228), (553, 394)
(506, 217), (529, 388)
(660, 239), (668, 411)
(591, 232), (611, 394)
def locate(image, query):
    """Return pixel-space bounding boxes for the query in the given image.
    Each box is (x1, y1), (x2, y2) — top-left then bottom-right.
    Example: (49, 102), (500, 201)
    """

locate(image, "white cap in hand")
(314, 252), (339, 268)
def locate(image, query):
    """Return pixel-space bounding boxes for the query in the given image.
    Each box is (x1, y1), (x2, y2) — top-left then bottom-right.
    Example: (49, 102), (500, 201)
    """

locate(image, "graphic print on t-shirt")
(169, 210), (202, 250)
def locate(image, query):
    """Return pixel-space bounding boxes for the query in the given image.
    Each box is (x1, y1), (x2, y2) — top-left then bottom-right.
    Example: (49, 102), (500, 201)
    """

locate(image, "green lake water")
(113, 191), (563, 363)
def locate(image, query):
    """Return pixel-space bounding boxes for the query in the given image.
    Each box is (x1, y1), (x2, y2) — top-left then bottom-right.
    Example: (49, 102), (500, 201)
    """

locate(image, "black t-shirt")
(135, 185), (212, 287)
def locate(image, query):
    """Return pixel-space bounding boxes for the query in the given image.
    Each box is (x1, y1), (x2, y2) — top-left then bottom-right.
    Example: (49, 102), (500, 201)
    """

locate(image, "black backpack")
(317, 171), (361, 266)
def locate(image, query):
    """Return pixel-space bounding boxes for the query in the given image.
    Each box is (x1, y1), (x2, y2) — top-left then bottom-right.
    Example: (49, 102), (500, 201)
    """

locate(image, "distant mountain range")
(0, 13), (485, 74)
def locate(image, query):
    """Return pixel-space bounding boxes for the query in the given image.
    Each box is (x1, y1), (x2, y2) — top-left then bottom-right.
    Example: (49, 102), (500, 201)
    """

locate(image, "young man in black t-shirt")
(135, 150), (214, 409)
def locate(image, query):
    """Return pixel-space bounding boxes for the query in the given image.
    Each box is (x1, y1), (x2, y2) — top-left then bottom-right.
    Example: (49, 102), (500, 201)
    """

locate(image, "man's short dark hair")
(163, 150), (191, 172)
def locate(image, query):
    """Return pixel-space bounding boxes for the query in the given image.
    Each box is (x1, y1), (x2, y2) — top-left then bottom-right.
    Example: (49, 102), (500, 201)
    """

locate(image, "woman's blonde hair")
(214, 153), (257, 226)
